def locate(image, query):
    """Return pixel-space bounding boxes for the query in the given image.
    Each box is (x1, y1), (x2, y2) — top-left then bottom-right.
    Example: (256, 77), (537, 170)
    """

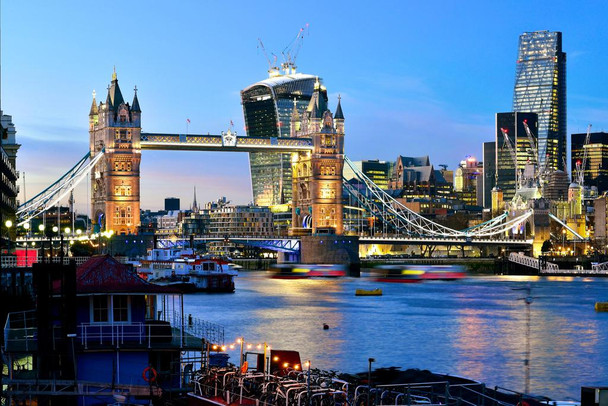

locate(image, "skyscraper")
(241, 73), (327, 206)
(513, 31), (566, 172)
(571, 131), (608, 192)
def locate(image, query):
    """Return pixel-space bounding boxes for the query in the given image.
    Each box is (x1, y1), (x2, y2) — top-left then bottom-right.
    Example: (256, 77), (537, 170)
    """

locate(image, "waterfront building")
(513, 31), (566, 172)
(343, 159), (391, 190)
(241, 73), (325, 207)
(594, 196), (607, 253)
(0, 111), (20, 243)
(571, 131), (608, 193)
(89, 71), (141, 234)
(495, 112), (539, 203)
(208, 205), (273, 237)
(544, 170), (570, 201)
(389, 156), (439, 200)
(165, 197), (180, 211)
(454, 156), (483, 206)
(482, 141), (496, 209)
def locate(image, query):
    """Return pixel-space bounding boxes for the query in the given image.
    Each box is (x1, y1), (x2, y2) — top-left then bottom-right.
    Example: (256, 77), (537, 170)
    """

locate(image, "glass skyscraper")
(241, 73), (326, 206)
(513, 31), (566, 172)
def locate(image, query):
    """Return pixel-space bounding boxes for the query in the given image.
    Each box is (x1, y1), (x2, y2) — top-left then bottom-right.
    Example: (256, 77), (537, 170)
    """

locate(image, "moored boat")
(355, 288), (383, 296)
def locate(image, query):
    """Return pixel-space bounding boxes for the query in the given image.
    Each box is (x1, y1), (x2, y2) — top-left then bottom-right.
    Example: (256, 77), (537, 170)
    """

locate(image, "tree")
(70, 241), (96, 256)
(541, 239), (553, 254)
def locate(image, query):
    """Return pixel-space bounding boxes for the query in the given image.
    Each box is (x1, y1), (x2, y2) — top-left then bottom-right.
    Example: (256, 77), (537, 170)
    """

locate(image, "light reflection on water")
(183, 272), (608, 400)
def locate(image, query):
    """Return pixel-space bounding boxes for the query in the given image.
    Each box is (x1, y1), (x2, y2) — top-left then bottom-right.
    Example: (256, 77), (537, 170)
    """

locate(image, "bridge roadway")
(140, 133), (313, 153)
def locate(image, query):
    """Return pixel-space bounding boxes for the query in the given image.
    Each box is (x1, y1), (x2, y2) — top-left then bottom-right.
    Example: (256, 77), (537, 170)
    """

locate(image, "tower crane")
(281, 24), (309, 74)
(257, 38), (279, 77)
(574, 124), (593, 186)
(522, 119), (545, 186)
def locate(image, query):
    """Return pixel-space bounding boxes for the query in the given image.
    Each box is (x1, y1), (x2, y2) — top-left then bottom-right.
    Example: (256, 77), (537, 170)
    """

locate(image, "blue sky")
(3, 0), (608, 212)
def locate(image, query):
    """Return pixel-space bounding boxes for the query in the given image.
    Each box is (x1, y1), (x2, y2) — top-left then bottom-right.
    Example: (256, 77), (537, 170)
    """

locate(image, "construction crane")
(281, 24), (309, 75)
(574, 124), (593, 186)
(257, 38), (279, 77)
(500, 127), (522, 189)
(522, 119), (547, 187)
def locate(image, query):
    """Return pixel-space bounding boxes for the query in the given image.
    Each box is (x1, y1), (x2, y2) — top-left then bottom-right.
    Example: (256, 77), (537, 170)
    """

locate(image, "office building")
(482, 142), (496, 209)
(495, 112), (538, 202)
(1, 111), (20, 243)
(454, 157), (483, 206)
(343, 159), (391, 189)
(571, 132), (608, 192)
(513, 31), (566, 172)
(241, 73), (326, 206)
(164, 197), (180, 211)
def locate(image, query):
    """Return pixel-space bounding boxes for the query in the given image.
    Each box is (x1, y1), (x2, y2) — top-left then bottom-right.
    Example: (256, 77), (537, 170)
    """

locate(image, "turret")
(289, 99), (301, 137)
(89, 90), (99, 130)
(334, 95), (344, 133)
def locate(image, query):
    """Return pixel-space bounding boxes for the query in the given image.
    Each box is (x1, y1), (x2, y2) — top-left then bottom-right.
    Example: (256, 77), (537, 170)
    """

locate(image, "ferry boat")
(373, 264), (467, 283)
(269, 263), (347, 279)
(138, 248), (238, 293)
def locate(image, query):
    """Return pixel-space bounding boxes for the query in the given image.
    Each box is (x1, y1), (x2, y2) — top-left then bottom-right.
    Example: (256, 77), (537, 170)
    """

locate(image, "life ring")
(240, 361), (249, 374)
(143, 366), (158, 383)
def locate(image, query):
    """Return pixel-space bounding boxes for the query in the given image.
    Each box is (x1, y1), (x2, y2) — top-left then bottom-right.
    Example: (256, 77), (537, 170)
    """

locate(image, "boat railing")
(78, 321), (183, 349)
(0, 255), (129, 268)
(171, 310), (225, 344)
(3, 310), (38, 352)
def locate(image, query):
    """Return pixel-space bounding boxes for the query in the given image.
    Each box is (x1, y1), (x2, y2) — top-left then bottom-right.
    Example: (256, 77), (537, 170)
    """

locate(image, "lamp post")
(367, 358), (375, 406)
(38, 224), (46, 261)
(52, 226), (59, 260)
(5, 220), (13, 255)
(306, 360), (311, 406)
(562, 229), (566, 256)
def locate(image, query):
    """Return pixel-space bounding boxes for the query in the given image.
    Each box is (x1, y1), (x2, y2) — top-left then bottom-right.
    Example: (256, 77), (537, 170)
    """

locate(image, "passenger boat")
(373, 264), (467, 283)
(137, 248), (237, 293)
(355, 288), (383, 296)
(269, 263), (347, 279)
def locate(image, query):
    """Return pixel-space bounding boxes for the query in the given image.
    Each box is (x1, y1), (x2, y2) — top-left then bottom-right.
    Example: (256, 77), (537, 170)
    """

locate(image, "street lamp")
(367, 358), (375, 406)
(5, 220), (13, 254)
(38, 224), (46, 260)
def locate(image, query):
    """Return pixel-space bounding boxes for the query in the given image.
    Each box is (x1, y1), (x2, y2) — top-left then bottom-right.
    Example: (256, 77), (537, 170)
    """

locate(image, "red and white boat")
(137, 248), (238, 293)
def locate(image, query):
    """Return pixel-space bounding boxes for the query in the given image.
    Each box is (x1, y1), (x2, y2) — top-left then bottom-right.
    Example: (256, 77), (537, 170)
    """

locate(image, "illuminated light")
(283, 363), (289, 368)
(236, 338), (242, 344)
(212, 345), (218, 350)
(229, 344), (235, 350)
(221, 346), (227, 351)
(304, 361), (310, 368)
(256, 344), (262, 349)
(65, 227), (71, 234)
(247, 344), (252, 349)
(5, 220), (12, 228)
(273, 356), (279, 361)
(294, 364), (300, 370)
(52, 226), (58, 233)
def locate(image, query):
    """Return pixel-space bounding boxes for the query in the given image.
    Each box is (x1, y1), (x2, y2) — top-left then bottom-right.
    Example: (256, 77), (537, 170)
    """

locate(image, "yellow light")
(76, 229), (82, 235)
(283, 363), (289, 368)
(273, 356), (279, 361)
(23, 223), (30, 230)
(52, 226), (58, 233)
(229, 344), (235, 350)
(304, 361), (310, 368)
(294, 364), (300, 370)
(65, 227), (71, 234)
(38, 224), (45, 232)
(236, 338), (242, 344)
(212, 345), (218, 350)
(247, 344), (252, 349)
(256, 344), (262, 349)
(221, 346), (227, 351)
(5, 220), (12, 228)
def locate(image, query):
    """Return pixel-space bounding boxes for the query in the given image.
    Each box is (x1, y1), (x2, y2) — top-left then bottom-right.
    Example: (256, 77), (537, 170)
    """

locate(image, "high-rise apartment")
(513, 31), (566, 172)
(241, 73), (327, 206)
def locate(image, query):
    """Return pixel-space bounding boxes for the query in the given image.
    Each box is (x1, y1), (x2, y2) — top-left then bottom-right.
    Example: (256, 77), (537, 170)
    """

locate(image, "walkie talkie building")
(241, 73), (326, 206)
(513, 31), (566, 172)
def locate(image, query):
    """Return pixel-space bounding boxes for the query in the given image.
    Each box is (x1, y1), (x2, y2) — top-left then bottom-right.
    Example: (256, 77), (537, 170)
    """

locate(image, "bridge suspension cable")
(16, 149), (105, 226)
(343, 156), (532, 238)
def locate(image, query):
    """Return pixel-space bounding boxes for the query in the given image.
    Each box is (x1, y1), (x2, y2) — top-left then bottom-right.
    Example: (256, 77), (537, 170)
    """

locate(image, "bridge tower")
(89, 70), (141, 234)
(291, 80), (344, 235)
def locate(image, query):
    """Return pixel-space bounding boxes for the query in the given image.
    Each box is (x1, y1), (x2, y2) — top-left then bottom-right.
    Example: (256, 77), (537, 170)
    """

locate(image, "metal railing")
(509, 253), (559, 270)
(0, 255), (128, 268)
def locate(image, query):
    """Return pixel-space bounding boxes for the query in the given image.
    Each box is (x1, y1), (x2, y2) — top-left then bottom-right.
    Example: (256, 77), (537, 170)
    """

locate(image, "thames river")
(183, 271), (608, 401)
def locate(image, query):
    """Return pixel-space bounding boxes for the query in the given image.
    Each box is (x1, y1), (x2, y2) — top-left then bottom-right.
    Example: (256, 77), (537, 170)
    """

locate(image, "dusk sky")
(3, 1), (608, 214)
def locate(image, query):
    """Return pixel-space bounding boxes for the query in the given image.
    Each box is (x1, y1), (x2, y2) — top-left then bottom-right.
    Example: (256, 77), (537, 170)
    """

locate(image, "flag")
(230, 120), (234, 127)
(186, 118), (191, 124)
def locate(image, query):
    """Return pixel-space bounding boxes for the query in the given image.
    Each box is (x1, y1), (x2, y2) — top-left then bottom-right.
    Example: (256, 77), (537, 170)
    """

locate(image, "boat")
(355, 288), (383, 296)
(595, 302), (608, 311)
(269, 263), (347, 279)
(373, 264), (467, 283)
(137, 248), (238, 292)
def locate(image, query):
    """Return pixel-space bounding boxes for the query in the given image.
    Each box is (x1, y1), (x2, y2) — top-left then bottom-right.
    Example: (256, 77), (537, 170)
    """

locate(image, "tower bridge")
(17, 71), (535, 264)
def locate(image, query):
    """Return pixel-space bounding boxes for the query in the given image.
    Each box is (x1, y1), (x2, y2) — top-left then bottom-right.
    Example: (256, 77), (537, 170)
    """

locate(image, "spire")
(89, 90), (98, 116)
(192, 186), (198, 213)
(105, 85), (113, 110)
(334, 94), (344, 120)
(132, 85), (141, 112)
(108, 68), (124, 110)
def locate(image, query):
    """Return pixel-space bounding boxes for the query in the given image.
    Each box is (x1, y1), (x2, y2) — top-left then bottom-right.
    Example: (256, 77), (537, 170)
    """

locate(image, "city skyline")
(3, 1), (608, 213)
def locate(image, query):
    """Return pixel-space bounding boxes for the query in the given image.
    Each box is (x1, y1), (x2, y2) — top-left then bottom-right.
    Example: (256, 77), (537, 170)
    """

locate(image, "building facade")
(454, 157), (483, 206)
(343, 160), (391, 190)
(241, 73), (326, 206)
(482, 141), (496, 209)
(571, 131), (608, 192)
(495, 112), (539, 203)
(89, 71), (141, 234)
(513, 31), (566, 172)
(0, 112), (19, 236)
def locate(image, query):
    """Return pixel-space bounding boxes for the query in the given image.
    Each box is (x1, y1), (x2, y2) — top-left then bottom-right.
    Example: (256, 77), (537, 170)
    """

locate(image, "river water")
(183, 271), (608, 401)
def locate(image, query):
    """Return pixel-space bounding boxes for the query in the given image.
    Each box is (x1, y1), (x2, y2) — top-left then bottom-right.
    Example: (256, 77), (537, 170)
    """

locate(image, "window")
(92, 296), (108, 323)
(113, 296), (129, 322)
